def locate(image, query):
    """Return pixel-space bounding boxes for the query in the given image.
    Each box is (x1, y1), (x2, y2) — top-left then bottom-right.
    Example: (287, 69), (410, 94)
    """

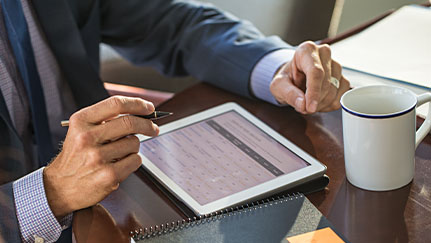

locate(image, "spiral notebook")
(131, 193), (349, 243)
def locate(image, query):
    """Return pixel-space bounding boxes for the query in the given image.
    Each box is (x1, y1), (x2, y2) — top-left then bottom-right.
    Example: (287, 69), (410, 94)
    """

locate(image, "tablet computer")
(138, 102), (326, 215)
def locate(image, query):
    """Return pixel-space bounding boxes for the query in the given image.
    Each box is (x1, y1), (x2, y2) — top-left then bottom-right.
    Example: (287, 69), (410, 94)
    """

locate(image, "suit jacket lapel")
(31, 0), (109, 109)
(0, 90), (12, 128)
(0, 90), (26, 180)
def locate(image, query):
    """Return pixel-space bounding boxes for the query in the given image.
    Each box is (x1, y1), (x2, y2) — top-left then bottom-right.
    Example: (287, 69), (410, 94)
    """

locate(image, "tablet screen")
(140, 110), (309, 206)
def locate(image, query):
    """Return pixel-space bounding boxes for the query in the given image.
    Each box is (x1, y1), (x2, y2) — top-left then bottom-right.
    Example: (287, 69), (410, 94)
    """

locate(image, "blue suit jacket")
(0, 0), (288, 241)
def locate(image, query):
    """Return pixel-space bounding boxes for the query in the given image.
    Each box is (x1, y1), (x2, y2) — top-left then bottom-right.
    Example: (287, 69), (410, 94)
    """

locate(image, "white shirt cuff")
(250, 48), (296, 105)
(13, 167), (73, 243)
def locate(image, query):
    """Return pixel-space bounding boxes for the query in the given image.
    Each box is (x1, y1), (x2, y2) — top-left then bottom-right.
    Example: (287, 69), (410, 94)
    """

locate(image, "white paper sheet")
(331, 5), (431, 89)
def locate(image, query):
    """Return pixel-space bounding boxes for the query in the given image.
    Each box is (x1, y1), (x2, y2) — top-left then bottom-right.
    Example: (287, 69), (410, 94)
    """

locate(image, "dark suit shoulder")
(66, 0), (98, 28)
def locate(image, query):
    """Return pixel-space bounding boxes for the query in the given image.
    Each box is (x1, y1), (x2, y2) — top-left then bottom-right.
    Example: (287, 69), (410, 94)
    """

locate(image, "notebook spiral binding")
(130, 193), (304, 241)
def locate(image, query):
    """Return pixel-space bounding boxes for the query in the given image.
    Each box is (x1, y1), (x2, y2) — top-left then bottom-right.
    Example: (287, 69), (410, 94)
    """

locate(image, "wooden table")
(73, 83), (431, 243)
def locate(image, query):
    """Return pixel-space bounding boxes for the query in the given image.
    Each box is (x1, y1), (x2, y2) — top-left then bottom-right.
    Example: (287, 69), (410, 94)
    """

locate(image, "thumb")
(270, 75), (306, 113)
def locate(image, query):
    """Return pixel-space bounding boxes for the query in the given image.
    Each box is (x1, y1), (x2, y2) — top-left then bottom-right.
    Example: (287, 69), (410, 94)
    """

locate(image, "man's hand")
(43, 96), (159, 219)
(270, 41), (350, 114)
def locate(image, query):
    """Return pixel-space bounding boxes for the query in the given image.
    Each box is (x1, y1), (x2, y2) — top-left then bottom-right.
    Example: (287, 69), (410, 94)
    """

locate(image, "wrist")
(273, 61), (288, 78)
(250, 48), (295, 105)
(13, 168), (69, 242)
(43, 164), (72, 220)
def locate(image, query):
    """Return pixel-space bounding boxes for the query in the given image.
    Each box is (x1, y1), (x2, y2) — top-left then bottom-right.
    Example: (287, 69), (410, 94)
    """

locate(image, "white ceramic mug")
(340, 85), (431, 191)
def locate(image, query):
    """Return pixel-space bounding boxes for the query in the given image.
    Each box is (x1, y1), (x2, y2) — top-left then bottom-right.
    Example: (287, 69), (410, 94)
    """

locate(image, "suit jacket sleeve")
(100, 0), (290, 98)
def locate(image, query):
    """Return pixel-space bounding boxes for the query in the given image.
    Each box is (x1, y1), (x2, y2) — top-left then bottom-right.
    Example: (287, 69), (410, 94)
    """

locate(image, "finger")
(330, 60), (342, 81)
(319, 60), (344, 111)
(317, 45), (333, 100)
(95, 115), (159, 143)
(316, 50), (338, 111)
(317, 82), (338, 111)
(270, 73), (306, 114)
(296, 42), (325, 113)
(279, 61), (306, 90)
(321, 75), (350, 112)
(316, 45), (340, 112)
(328, 60), (343, 107)
(111, 153), (142, 182)
(76, 96), (155, 125)
(100, 135), (140, 161)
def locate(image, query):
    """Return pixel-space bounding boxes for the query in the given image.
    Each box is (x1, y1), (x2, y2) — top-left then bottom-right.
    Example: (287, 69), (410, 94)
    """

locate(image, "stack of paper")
(331, 5), (431, 118)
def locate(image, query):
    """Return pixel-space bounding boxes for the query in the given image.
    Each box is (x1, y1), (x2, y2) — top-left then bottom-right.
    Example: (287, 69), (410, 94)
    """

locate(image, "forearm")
(101, 0), (290, 98)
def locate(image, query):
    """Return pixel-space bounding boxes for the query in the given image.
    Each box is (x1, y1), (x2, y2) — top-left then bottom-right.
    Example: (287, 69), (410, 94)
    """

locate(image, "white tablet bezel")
(138, 102), (326, 215)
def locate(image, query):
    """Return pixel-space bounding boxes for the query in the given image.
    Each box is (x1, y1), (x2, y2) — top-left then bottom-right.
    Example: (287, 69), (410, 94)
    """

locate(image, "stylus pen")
(60, 111), (173, 127)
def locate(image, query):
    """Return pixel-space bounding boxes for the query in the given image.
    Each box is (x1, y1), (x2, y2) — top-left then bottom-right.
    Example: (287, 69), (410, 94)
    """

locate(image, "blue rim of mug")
(341, 103), (416, 119)
(340, 85), (418, 119)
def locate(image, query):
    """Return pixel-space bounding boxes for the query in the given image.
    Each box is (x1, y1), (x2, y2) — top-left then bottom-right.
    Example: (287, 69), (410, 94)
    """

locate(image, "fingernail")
(146, 102), (155, 112)
(295, 97), (304, 111)
(309, 100), (318, 112)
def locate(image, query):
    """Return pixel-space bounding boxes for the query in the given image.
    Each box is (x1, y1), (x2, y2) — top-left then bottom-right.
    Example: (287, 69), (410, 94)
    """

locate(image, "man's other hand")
(43, 96), (159, 219)
(270, 41), (350, 114)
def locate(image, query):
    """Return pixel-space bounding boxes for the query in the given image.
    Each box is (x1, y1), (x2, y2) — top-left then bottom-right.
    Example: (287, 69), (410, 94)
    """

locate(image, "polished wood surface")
(73, 83), (431, 243)
(103, 82), (174, 107)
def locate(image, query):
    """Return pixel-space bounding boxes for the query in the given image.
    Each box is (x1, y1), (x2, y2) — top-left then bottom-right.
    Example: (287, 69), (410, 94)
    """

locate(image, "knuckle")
(102, 167), (119, 190)
(319, 44), (331, 56)
(88, 149), (103, 163)
(69, 112), (83, 126)
(121, 115), (135, 131)
(302, 41), (316, 48)
(332, 101), (342, 110)
(311, 65), (325, 80)
(109, 96), (127, 112)
(75, 131), (94, 146)
(299, 41), (317, 52)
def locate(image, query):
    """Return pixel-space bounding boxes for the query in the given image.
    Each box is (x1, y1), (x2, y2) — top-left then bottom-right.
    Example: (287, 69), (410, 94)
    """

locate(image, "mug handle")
(415, 92), (431, 149)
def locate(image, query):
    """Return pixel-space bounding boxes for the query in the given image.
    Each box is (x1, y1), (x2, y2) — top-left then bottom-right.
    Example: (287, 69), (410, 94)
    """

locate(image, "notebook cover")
(132, 194), (349, 243)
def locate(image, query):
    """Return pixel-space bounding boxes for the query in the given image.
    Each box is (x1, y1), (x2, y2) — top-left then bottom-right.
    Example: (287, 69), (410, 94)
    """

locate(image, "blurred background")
(100, 0), (426, 94)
